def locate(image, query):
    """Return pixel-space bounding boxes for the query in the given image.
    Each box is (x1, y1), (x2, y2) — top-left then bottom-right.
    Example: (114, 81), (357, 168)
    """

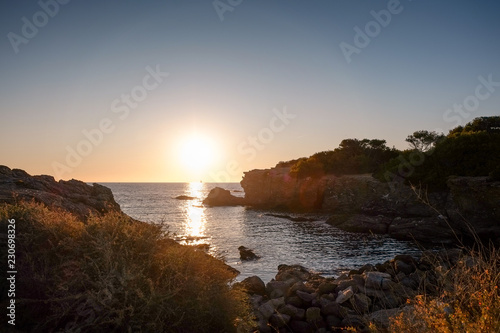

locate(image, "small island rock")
(202, 187), (245, 206)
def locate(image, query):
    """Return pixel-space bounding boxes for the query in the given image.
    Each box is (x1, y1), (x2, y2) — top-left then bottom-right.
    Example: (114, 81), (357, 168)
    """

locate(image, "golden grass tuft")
(0, 201), (252, 332)
(387, 246), (500, 333)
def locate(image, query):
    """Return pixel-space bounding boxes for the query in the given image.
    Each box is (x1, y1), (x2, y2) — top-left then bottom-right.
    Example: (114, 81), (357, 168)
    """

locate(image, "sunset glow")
(178, 134), (219, 176)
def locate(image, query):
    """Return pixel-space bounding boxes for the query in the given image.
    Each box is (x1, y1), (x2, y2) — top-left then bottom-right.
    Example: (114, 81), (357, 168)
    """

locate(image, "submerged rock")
(238, 246), (260, 261)
(175, 195), (196, 200)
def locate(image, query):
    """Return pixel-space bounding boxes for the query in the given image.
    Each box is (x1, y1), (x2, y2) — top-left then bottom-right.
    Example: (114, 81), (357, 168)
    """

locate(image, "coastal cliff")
(0, 165), (121, 221)
(240, 167), (500, 245)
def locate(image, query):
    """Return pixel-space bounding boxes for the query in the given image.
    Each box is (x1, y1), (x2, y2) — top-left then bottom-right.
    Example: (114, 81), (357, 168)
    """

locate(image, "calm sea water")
(102, 182), (421, 283)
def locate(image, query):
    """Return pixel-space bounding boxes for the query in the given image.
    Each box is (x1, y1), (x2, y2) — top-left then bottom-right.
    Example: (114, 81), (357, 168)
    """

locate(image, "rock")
(320, 300), (341, 317)
(269, 313), (290, 328)
(276, 264), (311, 282)
(373, 293), (400, 309)
(202, 187), (245, 206)
(351, 274), (365, 287)
(365, 308), (402, 330)
(341, 314), (366, 329)
(359, 264), (375, 273)
(264, 213), (316, 222)
(394, 260), (415, 275)
(240, 166), (500, 245)
(286, 296), (304, 308)
(325, 315), (342, 327)
(288, 281), (314, 298)
(174, 195), (196, 200)
(271, 297), (286, 310)
(364, 272), (393, 290)
(289, 320), (314, 333)
(305, 307), (322, 324)
(258, 301), (276, 320)
(249, 295), (263, 309)
(446, 176), (500, 244)
(401, 276), (419, 290)
(296, 290), (316, 303)
(241, 167), (326, 211)
(358, 286), (386, 298)
(277, 304), (299, 319)
(266, 280), (289, 298)
(388, 217), (459, 244)
(335, 286), (354, 304)
(238, 246), (260, 261)
(0, 165), (121, 221)
(240, 276), (266, 295)
(328, 214), (392, 235)
(350, 293), (371, 314)
(336, 279), (358, 292)
(317, 281), (337, 295)
(394, 254), (417, 265)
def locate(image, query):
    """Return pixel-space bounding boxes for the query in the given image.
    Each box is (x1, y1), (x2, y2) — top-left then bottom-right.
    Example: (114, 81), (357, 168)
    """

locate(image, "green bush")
(0, 201), (251, 332)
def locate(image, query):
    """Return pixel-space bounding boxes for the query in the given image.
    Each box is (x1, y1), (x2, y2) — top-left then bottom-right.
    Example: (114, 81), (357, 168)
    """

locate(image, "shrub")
(0, 201), (251, 332)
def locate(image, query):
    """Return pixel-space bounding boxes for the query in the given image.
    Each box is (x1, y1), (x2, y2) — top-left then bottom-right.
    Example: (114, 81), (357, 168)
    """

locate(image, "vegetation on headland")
(281, 116), (500, 190)
(0, 201), (251, 333)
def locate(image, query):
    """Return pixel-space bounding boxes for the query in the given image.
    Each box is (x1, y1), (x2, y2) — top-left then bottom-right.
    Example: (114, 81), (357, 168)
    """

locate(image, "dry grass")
(0, 201), (251, 332)
(386, 246), (500, 333)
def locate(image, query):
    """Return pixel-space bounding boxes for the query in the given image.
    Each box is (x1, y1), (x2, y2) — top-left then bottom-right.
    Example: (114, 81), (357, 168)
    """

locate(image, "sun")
(178, 134), (217, 173)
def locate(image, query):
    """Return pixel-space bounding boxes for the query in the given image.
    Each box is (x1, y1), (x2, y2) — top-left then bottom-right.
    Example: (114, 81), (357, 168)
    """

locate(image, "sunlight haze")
(1, 0), (499, 182)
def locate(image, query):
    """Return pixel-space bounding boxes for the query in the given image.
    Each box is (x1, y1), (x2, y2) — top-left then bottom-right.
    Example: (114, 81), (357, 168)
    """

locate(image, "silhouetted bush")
(376, 116), (500, 189)
(288, 138), (399, 178)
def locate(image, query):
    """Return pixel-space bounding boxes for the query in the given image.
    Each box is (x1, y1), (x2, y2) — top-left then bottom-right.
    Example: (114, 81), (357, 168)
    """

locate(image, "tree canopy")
(280, 116), (500, 189)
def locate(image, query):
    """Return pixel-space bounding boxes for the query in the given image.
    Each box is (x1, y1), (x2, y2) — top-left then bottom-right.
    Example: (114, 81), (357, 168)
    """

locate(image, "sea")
(102, 182), (422, 283)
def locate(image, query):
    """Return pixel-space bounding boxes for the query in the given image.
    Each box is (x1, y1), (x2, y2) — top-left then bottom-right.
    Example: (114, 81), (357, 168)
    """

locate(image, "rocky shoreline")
(204, 167), (500, 246)
(237, 248), (466, 333)
(0, 165), (122, 221)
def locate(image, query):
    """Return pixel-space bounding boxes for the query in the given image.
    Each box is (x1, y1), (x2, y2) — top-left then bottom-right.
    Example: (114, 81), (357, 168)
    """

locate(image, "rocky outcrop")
(0, 165), (121, 221)
(202, 187), (245, 206)
(240, 167), (500, 245)
(446, 176), (500, 241)
(239, 246), (260, 261)
(240, 249), (465, 332)
(241, 167), (327, 211)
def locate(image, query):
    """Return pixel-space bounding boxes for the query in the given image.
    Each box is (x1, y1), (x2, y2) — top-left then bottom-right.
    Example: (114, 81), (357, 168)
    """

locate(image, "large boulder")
(202, 187), (245, 206)
(0, 165), (121, 221)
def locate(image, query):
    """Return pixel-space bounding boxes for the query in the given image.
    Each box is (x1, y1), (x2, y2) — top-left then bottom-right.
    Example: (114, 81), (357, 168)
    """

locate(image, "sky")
(1, 0), (499, 182)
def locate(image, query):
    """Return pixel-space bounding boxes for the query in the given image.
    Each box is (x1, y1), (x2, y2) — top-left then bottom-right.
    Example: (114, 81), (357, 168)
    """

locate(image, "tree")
(405, 130), (444, 152)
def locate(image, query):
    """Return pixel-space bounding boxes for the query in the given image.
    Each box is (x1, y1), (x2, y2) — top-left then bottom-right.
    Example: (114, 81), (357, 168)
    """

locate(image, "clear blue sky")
(1, 0), (499, 182)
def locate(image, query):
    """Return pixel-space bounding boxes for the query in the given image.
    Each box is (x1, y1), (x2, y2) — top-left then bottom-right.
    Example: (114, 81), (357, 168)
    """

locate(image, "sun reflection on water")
(182, 182), (207, 245)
